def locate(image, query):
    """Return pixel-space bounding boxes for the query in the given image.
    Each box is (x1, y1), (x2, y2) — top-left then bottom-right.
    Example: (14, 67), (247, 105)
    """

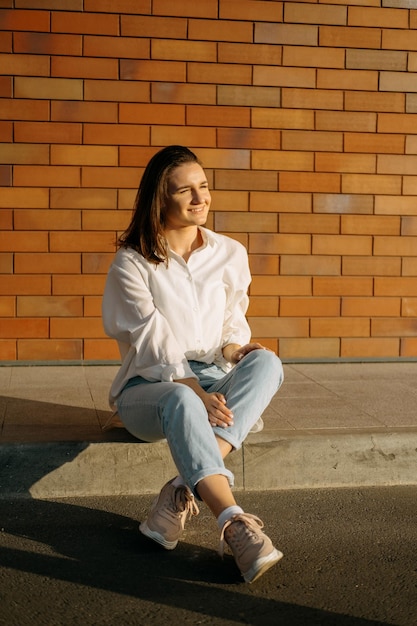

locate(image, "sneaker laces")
(218, 512), (264, 557)
(172, 485), (200, 520)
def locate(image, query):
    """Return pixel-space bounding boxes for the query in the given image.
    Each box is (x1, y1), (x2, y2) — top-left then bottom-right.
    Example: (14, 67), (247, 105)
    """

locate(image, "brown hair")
(118, 145), (201, 264)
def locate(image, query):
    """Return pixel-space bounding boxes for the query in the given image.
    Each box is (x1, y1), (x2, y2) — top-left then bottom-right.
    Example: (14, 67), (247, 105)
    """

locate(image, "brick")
(349, 6), (408, 28)
(254, 66), (316, 89)
(84, 0), (149, 13)
(402, 216), (417, 235)
(378, 113), (417, 134)
(286, 2), (346, 24)
(318, 69), (378, 91)
(372, 318), (417, 336)
(0, 122), (12, 141)
(320, 26), (380, 49)
(119, 103), (184, 125)
(84, 295), (102, 316)
(247, 296), (278, 317)
(217, 85), (280, 108)
(154, 0), (217, 18)
(0, 318), (48, 338)
(15, 122), (82, 144)
(50, 317), (104, 338)
(280, 255), (341, 276)
(400, 338), (417, 357)
(121, 59), (186, 82)
(375, 277), (417, 296)
(249, 233), (311, 255)
(51, 145), (118, 166)
(82, 253), (113, 274)
(15, 253), (80, 274)
(283, 45), (344, 69)
(282, 131), (342, 153)
(0, 208), (12, 230)
(342, 215), (400, 236)
(253, 150), (313, 172)
(17, 339), (82, 361)
(15, 77), (83, 101)
(403, 177), (417, 195)
(82, 210), (132, 231)
(121, 15), (187, 39)
(280, 172), (340, 193)
(52, 11), (119, 35)
(188, 18), (252, 43)
(252, 108), (314, 130)
(215, 212), (277, 233)
(119, 147), (157, 167)
(314, 277), (373, 296)
(218, 129), (281, 150)
(218, 42), (282, 66)
(255, 23), (318, 46)
(16, 0), (83, 8)
(380, 71), (417, 93)
(344, 132), (405, 154)
(282, 88), (343, 111)
(188, 106), (250, 128)
(307, 194), (351, 222)
(14, 32), (82, 55)
(152, 39), (215, 62)
(215, 170), (277, 191)
(342, 256), (401, 276)
(316, 153), (376, 174)
(17, 295), (83, 316)
(84, 124), (149, 147)
(402, 297), (417, 317)
(0, 275), (51, 295)
(50, 232), (116, 253)
(409, 53), (417, 72)
(0, 340), (16, 360)
(0, 31), (12, 52)
(0, 143), (49, 165)
(189, 62), (251, 86)
(248, 316), (309, 338)
(0, 9), (49, 31)
(0, 99), (49, 121)
(316, 111), (376, 132)
(378, 154), (417, 176)
(220, 0), (283, 22)
(50, 188), (117, 209)
(280, 214), (340, 234)
(279, 338), (340, 359)
(84, 338), (120, 360)
(0, 188), (49, 208)
(52, 56), (119, 80)
(14, 209), (80, 231)
(52, 274), (106, 295)
(374, 236), (417, 256)
(403, 257), (417, 275)
(85, 80), (150, 104)
(280, 296), (340, 317)
(0, 231), (48, 252)
(152, 82), (215, 105)
(342, 174), (401, 195)
(406, 136), (417, 154)
(346, 91), (405, 113)
(342, 297), (400, 317)
(347, 48), (407, 71)
(193, 148), (250, 170)
(248, 255), (279, 275)
(250, 192), (311, 214)
(0, 165), (11, 186)
(82, 166), (139, 189)
(383, 28), (417, 51)
(85, 35), (149, 59)
(152, 126), (216, 148)
(0, 253), (13, 274)
(313, 234), (372, 256)
(311, 318), (370, 338)
(14, 166), (80, 188)
(51, 101), (118, 123)
(0, 76), (12, 97)
(341, 338), (399, 358)
(210, 191), (249, 212)
(0, 52), (49, 76)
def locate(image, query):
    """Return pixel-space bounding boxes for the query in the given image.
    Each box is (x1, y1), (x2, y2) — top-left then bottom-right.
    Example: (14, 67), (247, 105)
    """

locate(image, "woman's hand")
(225, 342), (267, 364)
(201, 391), (234, 428)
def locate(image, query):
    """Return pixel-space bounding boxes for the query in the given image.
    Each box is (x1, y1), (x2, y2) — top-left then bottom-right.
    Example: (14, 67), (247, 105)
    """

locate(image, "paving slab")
(1, 362), (416, 498)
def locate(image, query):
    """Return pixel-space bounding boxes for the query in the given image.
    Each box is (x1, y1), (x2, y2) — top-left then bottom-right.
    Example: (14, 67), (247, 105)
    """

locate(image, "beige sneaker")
(140, 479), (199, 550)
(220, 513), (283, 583)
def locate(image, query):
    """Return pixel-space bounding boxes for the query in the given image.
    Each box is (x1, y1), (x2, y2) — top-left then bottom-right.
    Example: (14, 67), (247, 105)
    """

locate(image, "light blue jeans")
(116, 349), (284, 495)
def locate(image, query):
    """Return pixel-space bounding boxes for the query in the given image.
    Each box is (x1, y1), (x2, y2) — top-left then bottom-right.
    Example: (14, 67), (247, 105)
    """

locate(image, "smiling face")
(163, 162), (211, 231)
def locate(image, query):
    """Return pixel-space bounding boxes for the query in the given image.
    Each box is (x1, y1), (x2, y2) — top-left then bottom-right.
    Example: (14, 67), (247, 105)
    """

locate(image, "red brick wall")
(1, 0), (417, 362)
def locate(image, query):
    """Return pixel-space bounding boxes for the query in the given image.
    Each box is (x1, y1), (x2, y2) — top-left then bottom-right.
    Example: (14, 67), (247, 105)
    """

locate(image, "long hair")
(118, 145), (201, 264)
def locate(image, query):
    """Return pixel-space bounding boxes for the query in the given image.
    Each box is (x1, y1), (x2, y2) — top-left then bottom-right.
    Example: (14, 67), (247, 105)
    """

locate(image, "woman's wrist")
(222, 343), (241, 363)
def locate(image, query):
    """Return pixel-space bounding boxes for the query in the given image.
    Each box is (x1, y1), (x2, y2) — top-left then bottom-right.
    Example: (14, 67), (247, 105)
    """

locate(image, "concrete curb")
(1, 430), (416, 499)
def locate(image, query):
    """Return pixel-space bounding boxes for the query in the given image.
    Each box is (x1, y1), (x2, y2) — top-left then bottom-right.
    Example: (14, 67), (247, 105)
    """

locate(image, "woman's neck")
(164, 226), (203, 262)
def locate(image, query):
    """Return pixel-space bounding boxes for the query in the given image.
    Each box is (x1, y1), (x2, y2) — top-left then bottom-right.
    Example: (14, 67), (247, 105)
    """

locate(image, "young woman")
(102, 145), (284, 583)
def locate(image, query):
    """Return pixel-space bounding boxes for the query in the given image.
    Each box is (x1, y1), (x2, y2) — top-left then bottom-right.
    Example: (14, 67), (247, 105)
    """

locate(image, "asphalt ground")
(0, 486), (416, 626)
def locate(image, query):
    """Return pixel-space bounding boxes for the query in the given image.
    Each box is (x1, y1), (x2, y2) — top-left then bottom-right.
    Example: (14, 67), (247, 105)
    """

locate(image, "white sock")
(217, 505), (244, 530)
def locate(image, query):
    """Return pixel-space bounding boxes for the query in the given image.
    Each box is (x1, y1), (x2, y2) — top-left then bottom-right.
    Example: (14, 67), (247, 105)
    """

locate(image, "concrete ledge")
(1, 430), (416, 499)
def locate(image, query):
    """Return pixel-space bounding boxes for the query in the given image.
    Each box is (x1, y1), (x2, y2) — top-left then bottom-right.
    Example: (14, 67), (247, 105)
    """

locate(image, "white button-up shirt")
(102, 227), (251, 406)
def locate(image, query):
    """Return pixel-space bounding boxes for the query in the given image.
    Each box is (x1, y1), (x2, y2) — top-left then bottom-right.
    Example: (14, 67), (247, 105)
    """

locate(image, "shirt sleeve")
(221, 240), (252, 348)
(102, 251), (197, 384)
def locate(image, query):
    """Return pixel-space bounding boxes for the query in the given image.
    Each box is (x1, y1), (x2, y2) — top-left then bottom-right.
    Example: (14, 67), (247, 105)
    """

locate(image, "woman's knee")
(241, 349), (284, 387)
